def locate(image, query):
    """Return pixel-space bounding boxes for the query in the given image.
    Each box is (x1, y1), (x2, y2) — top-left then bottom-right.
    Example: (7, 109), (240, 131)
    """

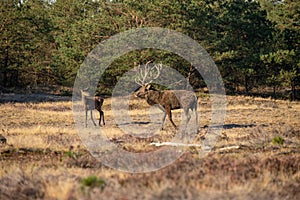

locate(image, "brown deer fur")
(135, 84), (198, 130)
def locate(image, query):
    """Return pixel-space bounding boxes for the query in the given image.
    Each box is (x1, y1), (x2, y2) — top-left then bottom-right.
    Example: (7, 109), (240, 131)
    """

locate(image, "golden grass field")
(0, 93), (299, 199)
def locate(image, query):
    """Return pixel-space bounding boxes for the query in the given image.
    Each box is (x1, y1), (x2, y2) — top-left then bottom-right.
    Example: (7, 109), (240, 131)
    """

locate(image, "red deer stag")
(80, 89), (105, 127)
(134, 63), (198, 130)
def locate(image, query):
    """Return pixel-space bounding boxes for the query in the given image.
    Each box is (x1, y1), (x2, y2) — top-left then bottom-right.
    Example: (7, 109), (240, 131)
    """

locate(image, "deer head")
(135, 83), (153, 98)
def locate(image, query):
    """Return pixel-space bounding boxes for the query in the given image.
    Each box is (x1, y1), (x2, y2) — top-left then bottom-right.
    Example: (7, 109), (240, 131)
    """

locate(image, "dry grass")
(0, 94), (299, 199)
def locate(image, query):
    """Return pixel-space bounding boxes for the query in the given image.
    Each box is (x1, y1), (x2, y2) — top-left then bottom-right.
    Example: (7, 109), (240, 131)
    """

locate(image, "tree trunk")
(273, 85), (276, 98)
(245, 74), (249, 95)
(3, 36), (9, 87)
(291, 81), (296, 101)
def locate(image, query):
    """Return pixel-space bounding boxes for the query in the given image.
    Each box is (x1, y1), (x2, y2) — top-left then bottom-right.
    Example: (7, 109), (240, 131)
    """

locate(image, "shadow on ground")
(0, 93), (71, 103)
(203, 123), (256, 129)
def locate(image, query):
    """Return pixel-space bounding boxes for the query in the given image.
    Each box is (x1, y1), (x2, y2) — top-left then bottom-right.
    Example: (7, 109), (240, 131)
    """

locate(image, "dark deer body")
(81, 90), (105, 127)
(135, 84), (198, 130)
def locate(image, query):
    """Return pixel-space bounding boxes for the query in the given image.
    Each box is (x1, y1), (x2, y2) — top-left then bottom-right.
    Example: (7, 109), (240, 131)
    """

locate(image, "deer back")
(140, 87), (196, 110)
(171, 90), (197, 109)
(159, 90), (181, 109)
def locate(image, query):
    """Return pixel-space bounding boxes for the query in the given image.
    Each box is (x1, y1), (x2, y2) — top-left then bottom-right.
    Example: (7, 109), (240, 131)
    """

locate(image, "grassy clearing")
(0, 95), (299, 199)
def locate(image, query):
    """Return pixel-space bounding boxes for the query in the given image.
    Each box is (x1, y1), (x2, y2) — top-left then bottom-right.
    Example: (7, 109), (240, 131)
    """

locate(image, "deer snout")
(134, 91), (142, 98)
(134, 91), (145, 98)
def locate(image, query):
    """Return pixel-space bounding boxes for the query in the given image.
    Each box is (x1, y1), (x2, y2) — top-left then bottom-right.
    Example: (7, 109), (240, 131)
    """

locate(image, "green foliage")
(65, 150), (76, 159)
(272, 136), (284, 145)
(0, 0), (299, 100)
(65, 149), (83, 159)
(81, 175), (105, 188)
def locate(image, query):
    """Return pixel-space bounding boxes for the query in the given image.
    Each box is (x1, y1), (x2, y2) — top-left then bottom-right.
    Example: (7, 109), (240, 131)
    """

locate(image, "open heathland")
(0, 94), (299, 199)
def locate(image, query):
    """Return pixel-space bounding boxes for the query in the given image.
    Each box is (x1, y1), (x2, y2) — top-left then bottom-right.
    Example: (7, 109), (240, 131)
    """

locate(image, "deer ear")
(146, 84), (151, 90)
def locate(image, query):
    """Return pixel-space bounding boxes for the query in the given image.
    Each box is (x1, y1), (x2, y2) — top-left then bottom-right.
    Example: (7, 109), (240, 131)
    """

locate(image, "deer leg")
(193, 103), (199, 132)
(167, 108), (177, 129)
(184, 108), (191, 124)
(102, 111), (105, 126)
(157, 105), (167, 130)
(85, 109), (88, 127)
(99, 110), (105, 127)
(90, 110), (97, 126)
(194, 108), (199, 131)
(98, 110), (101, 126)
(161, 111), (167, 130)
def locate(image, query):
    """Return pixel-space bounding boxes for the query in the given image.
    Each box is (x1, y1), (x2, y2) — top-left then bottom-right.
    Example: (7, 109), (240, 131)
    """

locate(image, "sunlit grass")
(0, 94), (299, 199)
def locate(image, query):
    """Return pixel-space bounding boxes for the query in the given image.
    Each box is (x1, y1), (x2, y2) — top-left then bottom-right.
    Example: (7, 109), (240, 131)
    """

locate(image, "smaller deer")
(80, 89), (105, 127)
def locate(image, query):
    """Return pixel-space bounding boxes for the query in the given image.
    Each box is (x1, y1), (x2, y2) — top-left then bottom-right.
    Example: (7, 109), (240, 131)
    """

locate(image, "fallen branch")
(150, 142), (241, 152)
(217, 145), (240, 151)
(150, 142), (201, 147)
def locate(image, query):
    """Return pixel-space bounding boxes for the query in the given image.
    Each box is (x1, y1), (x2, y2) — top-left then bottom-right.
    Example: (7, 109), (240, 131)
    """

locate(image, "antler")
(135, 62), (162, 86)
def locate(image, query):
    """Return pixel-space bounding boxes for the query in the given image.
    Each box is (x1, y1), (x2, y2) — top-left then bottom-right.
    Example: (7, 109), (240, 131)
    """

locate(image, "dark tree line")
(0, 0), (299, 99)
